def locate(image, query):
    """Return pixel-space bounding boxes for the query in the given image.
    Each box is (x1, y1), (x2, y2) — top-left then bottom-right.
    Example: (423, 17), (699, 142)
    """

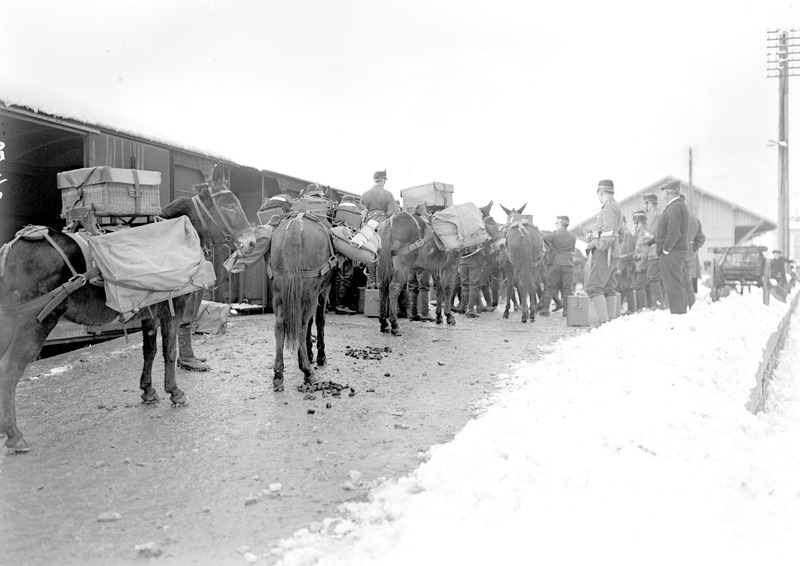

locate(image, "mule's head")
(198, 165), (256, 255)
(500, 203), (527, 223)
(479, 200), (494, 218)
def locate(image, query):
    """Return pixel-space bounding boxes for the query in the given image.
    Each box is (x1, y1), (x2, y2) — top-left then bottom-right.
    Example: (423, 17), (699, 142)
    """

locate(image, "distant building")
(571, 175), (776, 275)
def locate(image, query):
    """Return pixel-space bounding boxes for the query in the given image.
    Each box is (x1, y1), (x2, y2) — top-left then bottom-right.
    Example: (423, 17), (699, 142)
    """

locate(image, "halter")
(191, 190), (250, 248)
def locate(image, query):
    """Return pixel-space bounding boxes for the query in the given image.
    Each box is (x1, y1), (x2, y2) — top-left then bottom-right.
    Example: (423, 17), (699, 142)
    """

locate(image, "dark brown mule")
(0, 165), (255, 452)
(377, 211), (461, 335)
(500, 204), (544, 323)
(268, 213), (337, 392)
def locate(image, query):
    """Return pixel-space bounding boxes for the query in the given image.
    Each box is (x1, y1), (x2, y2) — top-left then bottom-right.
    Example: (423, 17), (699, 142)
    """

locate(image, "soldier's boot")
(335, 277), (355, 315)
(466, 288), (480, 318)
(409, 287), (421, 321)
(177, 325), (210, 372)
(651, 283), (665, 310)
(605, 294), (618, 320)
(538, 290), (552, 316)
(419, 290), (435, 321)
(590, 295), (609, 325)
(623, 289), (637, 314)
(635, 288), (647, 312)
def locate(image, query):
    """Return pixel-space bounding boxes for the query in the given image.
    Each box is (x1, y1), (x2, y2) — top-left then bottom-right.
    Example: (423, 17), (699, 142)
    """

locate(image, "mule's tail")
(377, 219), (394, 289)
(280, 219), (305, 348)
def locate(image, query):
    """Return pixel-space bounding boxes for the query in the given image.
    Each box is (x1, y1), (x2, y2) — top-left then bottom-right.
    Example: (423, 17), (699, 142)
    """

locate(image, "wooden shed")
(571, 175), (776, 275)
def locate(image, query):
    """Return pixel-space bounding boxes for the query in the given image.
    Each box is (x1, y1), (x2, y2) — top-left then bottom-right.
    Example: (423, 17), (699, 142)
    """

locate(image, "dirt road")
(0, 309), (583, 565)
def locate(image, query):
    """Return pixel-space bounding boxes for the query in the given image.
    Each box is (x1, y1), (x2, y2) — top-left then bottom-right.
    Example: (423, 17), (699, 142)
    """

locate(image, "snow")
(273, 288), (800, 566)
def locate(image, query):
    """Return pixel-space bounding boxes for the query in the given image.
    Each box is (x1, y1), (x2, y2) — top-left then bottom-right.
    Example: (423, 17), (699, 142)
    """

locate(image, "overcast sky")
(2, 0), (800, 224)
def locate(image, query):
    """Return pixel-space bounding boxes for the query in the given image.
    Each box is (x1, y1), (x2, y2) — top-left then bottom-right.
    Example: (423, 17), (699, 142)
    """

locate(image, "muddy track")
(0, 310), (583, 565)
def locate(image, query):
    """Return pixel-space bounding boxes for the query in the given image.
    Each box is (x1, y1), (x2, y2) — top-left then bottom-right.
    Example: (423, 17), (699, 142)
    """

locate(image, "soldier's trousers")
(646, 258), (665, 308)
(585, 249), (618, 299)
(659, 251), (688, 314)
(683, 251), (696, 309)
(458, 261), (483, 312)
(541, 264), (573, 309)
(634, 270), (649, 310)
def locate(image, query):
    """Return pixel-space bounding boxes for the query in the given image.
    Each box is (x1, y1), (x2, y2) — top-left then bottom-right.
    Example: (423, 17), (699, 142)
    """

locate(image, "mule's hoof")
(141, 392), (160, 405)
(170, 391), (188, 406)
(380, 326), (390, 334)
(273, 378), (285, 392)
(503, 312), (509, 319)
(6, 435), (30, 453)
(316, 356), (327, 366)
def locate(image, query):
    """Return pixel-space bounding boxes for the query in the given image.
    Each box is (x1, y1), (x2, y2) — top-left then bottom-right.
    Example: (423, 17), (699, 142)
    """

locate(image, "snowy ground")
(271, 287), (800, 566)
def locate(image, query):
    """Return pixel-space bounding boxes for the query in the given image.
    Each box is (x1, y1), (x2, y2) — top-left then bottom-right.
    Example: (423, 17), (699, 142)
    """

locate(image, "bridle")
(191, 189), (250, 250)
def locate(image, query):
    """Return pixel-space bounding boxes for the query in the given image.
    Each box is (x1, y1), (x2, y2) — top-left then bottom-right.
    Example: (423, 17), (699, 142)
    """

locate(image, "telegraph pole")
(684, 145), (697, 215)
(767, 29), (800, 255)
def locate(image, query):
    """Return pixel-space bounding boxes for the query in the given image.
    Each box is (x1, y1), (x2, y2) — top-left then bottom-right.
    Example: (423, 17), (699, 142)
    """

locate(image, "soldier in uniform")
(615, 216), (637, 314)
(585, 179), (623, 324)
(361, 170), (399, 288)
(655, 181), (690, 314)
(631, 210), (650, 312)
(538, 215), (576, 317)
(361, 170), (399, 223)
(679, 194), (705, 309)
(642, 193), (666, 309)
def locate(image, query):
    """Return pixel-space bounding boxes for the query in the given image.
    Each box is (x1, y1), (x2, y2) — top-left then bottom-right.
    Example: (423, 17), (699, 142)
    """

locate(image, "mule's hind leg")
(140, 318), (160, 404)
(0, 315), (57, 452)
(273, 304), (286, 392)
(160, 314), (187, 406)
(314, 295), (327, 366)
(297, 318), (317, 386)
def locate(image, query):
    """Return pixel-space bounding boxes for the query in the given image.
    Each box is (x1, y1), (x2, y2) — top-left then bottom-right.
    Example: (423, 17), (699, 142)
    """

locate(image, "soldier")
(585, 179), (623, 324)
(642, 193), (666, 309)
(177, 291), (210, 371)
(679, 194), (705, 309)
(361, 170), (399, 223)
(538, 215), (576, 317)
(631, 210), (650, 312)
(615, 216), (637, 314)
(655, 181), (690, 314)
(362, 170), (399, 288)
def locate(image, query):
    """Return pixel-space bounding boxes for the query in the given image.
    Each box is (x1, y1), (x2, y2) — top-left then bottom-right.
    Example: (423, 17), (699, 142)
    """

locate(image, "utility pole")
(767, 29), (800, 255)
(684, 145), (697, 216)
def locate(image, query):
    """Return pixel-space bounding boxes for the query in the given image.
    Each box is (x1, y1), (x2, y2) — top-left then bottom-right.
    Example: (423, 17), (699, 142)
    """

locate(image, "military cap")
(597, 179), (615, 193)
(556, 215), (570, 225)
(642, 193), (658, 204)
(632, 210), (648, 222)
(660, 180), (681, 192)
(373, 170), (388, 181)
(772, 249), (783, 255)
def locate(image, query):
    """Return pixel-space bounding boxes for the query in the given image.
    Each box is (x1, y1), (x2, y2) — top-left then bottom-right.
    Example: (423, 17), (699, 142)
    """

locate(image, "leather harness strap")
(390, 212), (433, 257)
(267, 212), (338, 279)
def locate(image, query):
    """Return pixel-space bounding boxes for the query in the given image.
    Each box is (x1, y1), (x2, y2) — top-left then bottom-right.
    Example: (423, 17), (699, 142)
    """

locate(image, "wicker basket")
(57, 167), (162, 217)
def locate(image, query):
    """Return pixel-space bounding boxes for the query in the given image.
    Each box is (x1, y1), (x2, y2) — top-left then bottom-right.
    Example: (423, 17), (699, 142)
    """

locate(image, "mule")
(268, 212), (336, 392)
(377, 211), (461, 335)
(0, 164), (255, 452)
(500, 204), (544, 323)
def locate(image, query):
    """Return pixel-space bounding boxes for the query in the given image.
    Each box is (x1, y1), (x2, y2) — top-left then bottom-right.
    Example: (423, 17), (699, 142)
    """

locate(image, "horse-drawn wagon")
(708, 245), (772, 304)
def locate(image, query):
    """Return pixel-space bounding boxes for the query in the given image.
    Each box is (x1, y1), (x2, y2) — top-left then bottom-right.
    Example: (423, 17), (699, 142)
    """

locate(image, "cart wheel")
(762, 257), (771, 306)
(710, 262), (719, 302)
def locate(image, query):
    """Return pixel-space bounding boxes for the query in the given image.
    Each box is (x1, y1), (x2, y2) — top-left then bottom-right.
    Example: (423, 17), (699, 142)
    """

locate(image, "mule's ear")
(500, 204), (512, 216)
(209, 164), (226, 194)
(517, 203), (527, 214)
